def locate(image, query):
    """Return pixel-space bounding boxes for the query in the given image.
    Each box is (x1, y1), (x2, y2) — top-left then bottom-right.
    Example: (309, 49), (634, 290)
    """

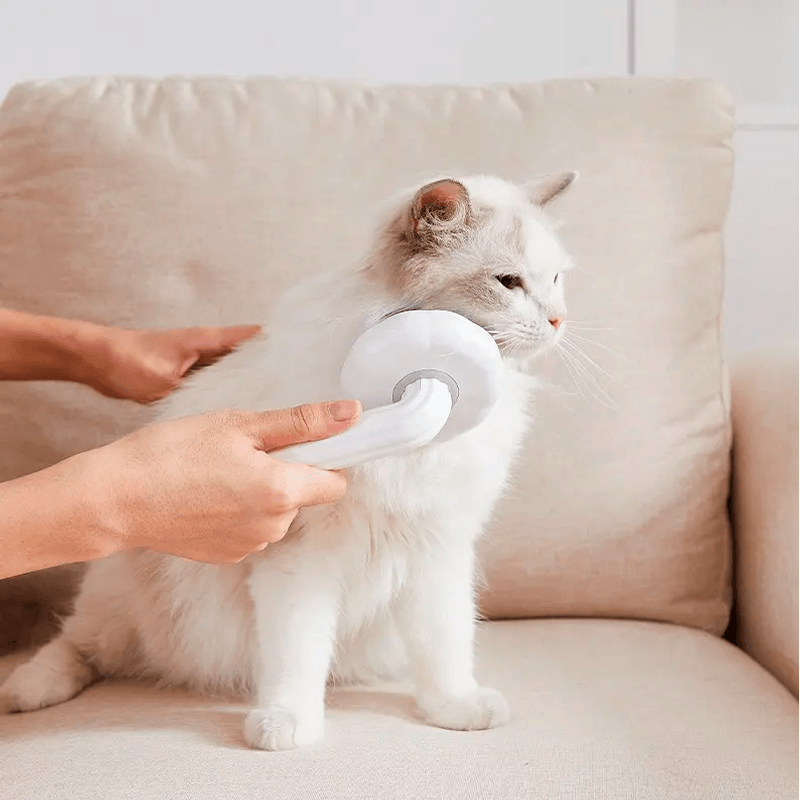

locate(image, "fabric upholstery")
(731, 344), (799, 696)
(0, 565), (84, 656)
(1, 620), (796, 799)
(0, 76), (734, 631)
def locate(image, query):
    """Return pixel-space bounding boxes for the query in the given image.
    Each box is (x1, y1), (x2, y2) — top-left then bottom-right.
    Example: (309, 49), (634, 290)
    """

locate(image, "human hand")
(98, 400), (361, 563)
(81, 324), (262, 403)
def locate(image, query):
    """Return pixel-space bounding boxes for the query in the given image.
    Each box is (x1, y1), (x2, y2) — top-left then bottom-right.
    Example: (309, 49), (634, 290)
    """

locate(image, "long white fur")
(1, 174), (574, 750)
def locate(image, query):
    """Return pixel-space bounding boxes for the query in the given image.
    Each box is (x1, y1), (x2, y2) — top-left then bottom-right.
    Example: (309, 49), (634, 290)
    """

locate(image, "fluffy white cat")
(1, 173), (576, 750)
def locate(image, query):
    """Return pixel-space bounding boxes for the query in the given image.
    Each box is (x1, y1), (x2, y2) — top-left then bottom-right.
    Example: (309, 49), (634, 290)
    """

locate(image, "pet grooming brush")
(272, 310), (503, 469)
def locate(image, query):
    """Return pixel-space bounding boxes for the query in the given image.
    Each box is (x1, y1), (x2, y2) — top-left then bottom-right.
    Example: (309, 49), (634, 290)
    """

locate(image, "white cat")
(1, 173), (576, 751)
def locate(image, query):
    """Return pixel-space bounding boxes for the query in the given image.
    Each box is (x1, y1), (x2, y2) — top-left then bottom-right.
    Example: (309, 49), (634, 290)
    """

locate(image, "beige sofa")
(0, 76), (797, 799)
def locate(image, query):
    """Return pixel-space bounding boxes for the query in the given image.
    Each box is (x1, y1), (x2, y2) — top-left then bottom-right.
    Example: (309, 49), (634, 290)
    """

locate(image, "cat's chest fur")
(275, 366), (532, 610)
(152, 293), (534, 686)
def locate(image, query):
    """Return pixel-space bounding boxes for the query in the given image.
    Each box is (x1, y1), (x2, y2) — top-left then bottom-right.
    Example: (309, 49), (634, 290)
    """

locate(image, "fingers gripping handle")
(271, 378), (453, 470)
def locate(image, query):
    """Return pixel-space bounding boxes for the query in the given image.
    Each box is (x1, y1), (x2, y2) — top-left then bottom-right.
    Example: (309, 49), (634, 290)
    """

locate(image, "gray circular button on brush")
(339, 309), (502, 444)
(392, 369), (459, 406)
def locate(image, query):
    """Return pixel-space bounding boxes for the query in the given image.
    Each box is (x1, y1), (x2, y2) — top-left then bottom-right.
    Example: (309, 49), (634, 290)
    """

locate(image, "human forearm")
(0, 402), (359, 579)
(0, 308), (105, 384)
(0, 448), (124, 580)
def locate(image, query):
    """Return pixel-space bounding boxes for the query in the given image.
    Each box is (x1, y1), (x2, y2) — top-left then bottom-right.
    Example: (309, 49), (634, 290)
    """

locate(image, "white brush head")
(340, 309), (503, 444)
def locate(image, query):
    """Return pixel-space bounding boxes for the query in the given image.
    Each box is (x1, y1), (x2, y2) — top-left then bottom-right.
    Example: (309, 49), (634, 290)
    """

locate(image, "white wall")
(0, 0), (796, 355)
(677, 0), (798, 107)
(0, 0), (629, 90)
(674, 0), (799, 355)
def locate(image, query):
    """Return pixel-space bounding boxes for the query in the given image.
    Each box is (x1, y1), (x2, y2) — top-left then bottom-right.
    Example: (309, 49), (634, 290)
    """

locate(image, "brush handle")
(271, 378), (453, 470)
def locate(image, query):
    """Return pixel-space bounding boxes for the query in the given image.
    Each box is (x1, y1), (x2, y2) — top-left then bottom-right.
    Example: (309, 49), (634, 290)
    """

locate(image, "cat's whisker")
(567, 362), (617, 410)
(565, 318), (624, 333)
(491, 330), (525, 352)
(559, 346), (606, 407)
(561, 337), (625, 388)
(560, 340), (618, 398)
(565, 324), (618, 333)
(556, 345), (589, 402)
(568, 364), (616, 410)
(558, 344), (616, 409)
(563, 330), (632, 363)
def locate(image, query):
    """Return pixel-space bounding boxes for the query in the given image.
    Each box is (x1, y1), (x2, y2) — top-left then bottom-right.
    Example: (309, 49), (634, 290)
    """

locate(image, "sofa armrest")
(730, 344), (798, 696)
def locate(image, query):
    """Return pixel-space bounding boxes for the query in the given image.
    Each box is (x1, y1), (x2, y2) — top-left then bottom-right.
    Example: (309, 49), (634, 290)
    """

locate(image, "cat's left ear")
(410, 179), (471, 236)
(526, 172), (578, 207)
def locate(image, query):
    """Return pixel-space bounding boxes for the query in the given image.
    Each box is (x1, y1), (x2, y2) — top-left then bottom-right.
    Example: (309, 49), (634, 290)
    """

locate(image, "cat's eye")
(553, 273), (560, 284)
(496, 274), (523, 291)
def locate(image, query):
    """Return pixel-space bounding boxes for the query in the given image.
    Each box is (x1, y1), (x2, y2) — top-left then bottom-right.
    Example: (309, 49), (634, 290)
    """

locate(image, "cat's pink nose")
(549, 317), (564, 330)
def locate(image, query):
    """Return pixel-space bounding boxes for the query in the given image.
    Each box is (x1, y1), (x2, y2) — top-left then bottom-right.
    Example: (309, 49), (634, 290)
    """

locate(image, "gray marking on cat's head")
(363, 173), (577, 365)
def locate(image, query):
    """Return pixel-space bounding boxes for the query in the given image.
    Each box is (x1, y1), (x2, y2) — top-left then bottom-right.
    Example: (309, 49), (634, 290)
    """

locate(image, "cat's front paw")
(419, 686), (509, 731)
(243, 705), (323, 751)
(0, 644), (93, 714)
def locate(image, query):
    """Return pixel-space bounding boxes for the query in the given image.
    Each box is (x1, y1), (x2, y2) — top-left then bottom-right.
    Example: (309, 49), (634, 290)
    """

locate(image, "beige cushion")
(732, 345), (799, 696)
(0, 76), (733, 631)
(1, 620), (796, 799)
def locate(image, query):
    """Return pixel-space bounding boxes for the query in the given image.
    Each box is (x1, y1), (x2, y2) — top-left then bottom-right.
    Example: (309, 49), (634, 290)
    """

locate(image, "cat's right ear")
(526, 172), (578, 207)
(410, 179), (471, 237)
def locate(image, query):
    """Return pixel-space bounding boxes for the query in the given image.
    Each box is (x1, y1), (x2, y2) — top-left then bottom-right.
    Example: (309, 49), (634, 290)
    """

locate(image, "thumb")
(248, 400), (362, 451)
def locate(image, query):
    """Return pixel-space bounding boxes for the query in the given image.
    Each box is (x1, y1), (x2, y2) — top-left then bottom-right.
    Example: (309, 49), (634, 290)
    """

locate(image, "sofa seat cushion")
(1, 619), (796, 799)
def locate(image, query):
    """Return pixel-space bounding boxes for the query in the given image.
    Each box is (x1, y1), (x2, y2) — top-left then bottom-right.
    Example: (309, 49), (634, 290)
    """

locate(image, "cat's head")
(367, 173), (576, 364)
